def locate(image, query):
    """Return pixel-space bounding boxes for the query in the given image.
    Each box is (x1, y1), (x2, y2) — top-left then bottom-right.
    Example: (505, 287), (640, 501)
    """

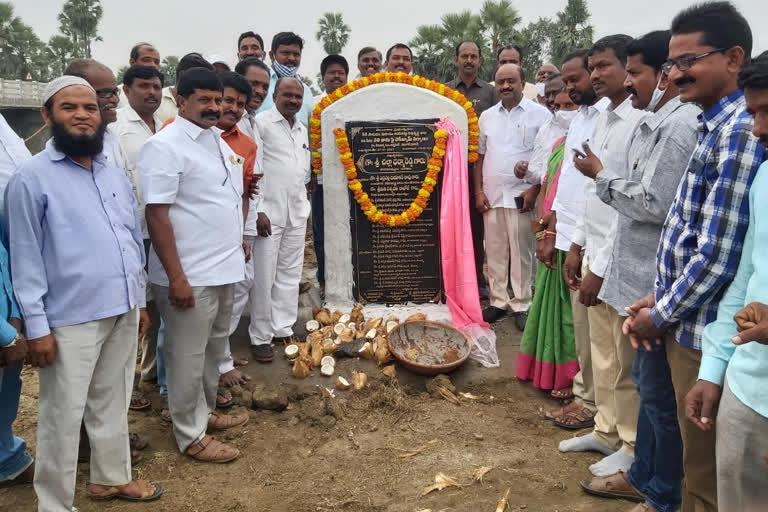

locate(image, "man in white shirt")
(496, 45), (540, 100)
(139, 68), (248, 463)
(0, 113), (32, 210)
(559, 35), (645, 479)
(114, 64), (165, 397)
(546, 49), (609, 433)
(235, 57), (270, 141)
(474, 64), (551, 330)
(251, 77), (311, 361)
(117, 43), (161, 108)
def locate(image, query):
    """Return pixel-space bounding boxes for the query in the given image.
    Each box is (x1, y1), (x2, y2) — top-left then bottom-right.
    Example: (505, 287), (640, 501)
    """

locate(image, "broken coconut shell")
(321, 355), (335, 367)
(364, 317), (383, 331)
(305, 319), (320, 332)
(350, 372), (368, 391)
(358, 342), (375, 360)
(321, 325), (335, 338)
(314, 309), (332, 326)
(320, 364), (334, 377)
(339, 327), (355, 343)
(307, 330), (324, 344)
(386, 315), (400, 324)
(365, 328), (377, 339)
(292, 358), (310, 379)
(374, 338), (392, 365)
(381, 365), (397, 379)
(350, 305), (365, 325)
(333, 323), (346, 336)
(336, 376), (351, 390)
(386, 321), (399, 334)
(310, 339), (324, 367)
(406, 313), (427, 322)
(331, 310), (343, 324)
(298, 342), (310, 358)
(284, 344), (299, 360)
(321, 339), (337, 354)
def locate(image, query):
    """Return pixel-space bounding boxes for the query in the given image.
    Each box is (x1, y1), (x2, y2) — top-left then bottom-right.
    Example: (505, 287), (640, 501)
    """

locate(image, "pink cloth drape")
(438, 118), (498, 367)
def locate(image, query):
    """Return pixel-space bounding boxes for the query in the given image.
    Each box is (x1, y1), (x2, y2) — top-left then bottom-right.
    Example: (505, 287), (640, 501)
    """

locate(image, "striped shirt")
(650, 90), (765, 349)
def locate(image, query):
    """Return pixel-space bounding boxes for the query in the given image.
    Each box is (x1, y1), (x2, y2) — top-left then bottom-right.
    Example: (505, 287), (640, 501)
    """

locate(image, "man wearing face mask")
(139, 68), (249, 463)
(576, 30), (699, 512)
(543, 74), (565, 112)
(535, 63), (560, 106)
(255, 32), (314, 130)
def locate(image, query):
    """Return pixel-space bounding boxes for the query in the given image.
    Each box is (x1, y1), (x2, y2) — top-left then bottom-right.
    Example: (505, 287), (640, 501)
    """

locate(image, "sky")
(13, 0), (768, 82)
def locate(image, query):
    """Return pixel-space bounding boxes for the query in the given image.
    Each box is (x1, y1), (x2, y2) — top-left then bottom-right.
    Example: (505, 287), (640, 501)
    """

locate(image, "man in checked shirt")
(623, 3), (765, 512)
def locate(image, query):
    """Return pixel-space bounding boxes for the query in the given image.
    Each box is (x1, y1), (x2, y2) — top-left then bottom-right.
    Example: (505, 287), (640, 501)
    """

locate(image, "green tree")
(115, 65), (128, 84)
(315, 12), (350, 55)
(160, 55), (179, 86)
(46, 35), (75, 77)
(477, 0), (521, 59)
(57, 0), (103, 59)
(0, 2), (50, 80)
(517, 17), (556, 82)
(550, 0), (594, 65)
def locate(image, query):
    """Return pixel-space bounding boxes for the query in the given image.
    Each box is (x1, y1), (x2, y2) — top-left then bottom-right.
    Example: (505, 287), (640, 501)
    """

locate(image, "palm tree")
(410, 24), (447, 80)
(57, 0), (103, 58)
(478, 0), (521, 59)
(315, 12), (350, 55)
(550, 0), (594, 65)
(160, 55), (179, 86)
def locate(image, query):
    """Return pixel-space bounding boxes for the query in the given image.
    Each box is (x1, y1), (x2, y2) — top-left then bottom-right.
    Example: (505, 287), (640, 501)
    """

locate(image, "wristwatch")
(5, 332), (22, 348)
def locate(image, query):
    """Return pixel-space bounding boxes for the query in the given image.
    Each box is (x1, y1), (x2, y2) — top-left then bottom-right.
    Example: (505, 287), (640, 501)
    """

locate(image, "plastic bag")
(463, 323), (499, 368)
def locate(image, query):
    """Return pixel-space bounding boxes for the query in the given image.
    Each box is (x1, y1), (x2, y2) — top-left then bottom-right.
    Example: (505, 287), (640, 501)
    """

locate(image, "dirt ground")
(1, 240), (630, 512)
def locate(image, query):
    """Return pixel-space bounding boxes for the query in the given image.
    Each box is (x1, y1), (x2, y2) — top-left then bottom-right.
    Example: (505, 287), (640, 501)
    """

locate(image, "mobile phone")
(514, 196), (524, 209)
(572, 147), (587, 159)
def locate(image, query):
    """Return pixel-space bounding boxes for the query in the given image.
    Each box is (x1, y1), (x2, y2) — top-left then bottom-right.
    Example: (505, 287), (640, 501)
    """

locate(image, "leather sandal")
(545, 400), (582, 421)
(553, 405), (596, 430)
(207, 411), (248, 431)
(185, 435), (239, 463)
(88, 479), (163, 502)
(580, 471), (646, 502)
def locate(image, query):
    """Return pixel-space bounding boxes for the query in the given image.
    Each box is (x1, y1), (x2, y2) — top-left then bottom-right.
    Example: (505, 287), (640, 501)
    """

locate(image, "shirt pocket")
(522, 126), (538, 149)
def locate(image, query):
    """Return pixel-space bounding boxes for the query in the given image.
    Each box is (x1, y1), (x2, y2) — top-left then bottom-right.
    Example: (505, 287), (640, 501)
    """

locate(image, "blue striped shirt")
(650, 90), (765, 349)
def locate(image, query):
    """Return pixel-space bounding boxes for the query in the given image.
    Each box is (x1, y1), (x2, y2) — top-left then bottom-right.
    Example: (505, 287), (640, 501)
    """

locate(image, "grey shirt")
(445, 77), (496, 118)
(596, 96), (700, 311)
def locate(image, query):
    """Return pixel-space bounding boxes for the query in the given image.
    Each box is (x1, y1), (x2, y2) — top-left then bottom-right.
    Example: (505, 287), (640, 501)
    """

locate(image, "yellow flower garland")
(310, 71), (480, 175)
(334, 127), (448, 227)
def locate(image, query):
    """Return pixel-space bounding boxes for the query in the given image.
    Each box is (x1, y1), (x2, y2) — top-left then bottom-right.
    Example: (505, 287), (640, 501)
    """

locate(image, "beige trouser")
(587, 298), (639, 455)
(715, 380), (767, 512)
(570, 288), (596, 412)
(666, 336), (717, 512)
(154, 284), (233, 452)
(34, 309), (138, 512)
(484, 207), (535, 312)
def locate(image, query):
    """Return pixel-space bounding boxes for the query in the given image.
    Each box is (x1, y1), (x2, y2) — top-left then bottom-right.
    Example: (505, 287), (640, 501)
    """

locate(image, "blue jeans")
(627, 342), (682, 512)
(157, 318), (167, 397)
(0, 364), (33, 481)
(311, 184), (324, 286)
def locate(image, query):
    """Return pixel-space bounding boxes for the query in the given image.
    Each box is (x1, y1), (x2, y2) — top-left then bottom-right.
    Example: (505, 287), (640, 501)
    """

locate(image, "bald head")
(275, 76), (304, 94)
(536, 63), (559, 83)
(495, 64), (525, 108)
(64, 59), (118, 124)
(274, 76), (304, 121)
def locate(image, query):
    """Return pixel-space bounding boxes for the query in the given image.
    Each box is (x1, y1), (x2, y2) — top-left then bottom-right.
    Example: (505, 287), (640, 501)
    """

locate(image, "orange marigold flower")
(340, 84), (351, 95)
(423, 184), (434, 194)
(311, 140), (321, 149)
(468, 152), (479, 163)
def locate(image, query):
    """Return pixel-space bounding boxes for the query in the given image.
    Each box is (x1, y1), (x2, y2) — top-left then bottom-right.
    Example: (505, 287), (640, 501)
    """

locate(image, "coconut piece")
(355, 330), (365, 339)
(333, 338), (341, 346)
(321, 364), (334, 377)
(314, 309), (332, 326)
(307, 330), (324, 344)
(365, 328), (377, 339)
(350, 371), (368, 391)
(336, 376), (351, 390)
(292, 358), (310, 379)
(284, 344), (299, 360)
(364, 317), (383, 331)
(305, 319), (320, 332)
(358, 341), (375, 360)
(339, 313), (351, 325)
(321, 355), (335, 367)
(386, 321), (399, 334)
(331, 310), (343, 323)
(310, 338), (324, 367)
(339, 327), (355, 343)
(333, 323), (345, 336)
(298, 342), (310, 358)
(381, 365), (397, 379)
(347, 321), (356, 331)
(406, 313), (427, 322)
(386, 315), (400, 324)
(374, 338), (392, 365)
(322, 338), (337, 354)
(312, 307), (324, 317)
(321, 325), (334, 338)
(350, 304), (365, 325)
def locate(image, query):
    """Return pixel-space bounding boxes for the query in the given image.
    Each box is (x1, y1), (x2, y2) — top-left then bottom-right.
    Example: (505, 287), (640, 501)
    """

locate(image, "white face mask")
(645, 74), (666, 112)
(554, 109), (578, 129)
(535, 81), (546, 97)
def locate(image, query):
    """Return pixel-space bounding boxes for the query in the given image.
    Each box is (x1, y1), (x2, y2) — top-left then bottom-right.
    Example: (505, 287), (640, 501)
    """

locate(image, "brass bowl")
(387, 320), (472, 376)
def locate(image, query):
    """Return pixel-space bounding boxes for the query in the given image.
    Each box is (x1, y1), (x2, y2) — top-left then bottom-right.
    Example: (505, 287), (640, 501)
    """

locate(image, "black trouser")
(468, 179), (486, 288)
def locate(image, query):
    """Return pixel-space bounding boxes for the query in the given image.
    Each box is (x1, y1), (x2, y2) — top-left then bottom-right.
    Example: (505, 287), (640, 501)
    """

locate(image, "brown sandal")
(129, 390), (151, 411)
(207, 411), (249, 431)
(553, 405), (596, 430)
(186, 435), (240, 463)
(545, 400), (581, 421)
(88, 479), (163, 502)
(551, 387), (574, 400)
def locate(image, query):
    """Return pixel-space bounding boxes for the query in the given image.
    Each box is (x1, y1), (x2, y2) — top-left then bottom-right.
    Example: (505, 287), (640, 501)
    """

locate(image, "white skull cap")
(43, 76), (96, 105)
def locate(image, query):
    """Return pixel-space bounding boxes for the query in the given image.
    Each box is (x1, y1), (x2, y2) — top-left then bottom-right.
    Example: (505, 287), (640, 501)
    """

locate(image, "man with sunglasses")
(623, 3), (764, 511)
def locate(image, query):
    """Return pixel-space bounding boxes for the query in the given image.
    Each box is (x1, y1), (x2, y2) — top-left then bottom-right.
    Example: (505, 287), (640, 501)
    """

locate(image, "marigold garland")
(310, 71), (480, 176)
(334, 127), (448, 227)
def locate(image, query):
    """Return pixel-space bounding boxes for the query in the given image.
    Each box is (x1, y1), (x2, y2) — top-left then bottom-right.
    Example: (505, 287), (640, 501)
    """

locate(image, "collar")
(120, 103), (160, 126)
(45, 138), (106, 165)
(582, 96), (611, 117)
(452, 77), (487, 89)
(268, 106), (300, 129)
(220, 123), (242, 139)
(607, 95), (636, 120)
(643, 96), (683, 131)
(699, 89), (744, 133)
(495, 97), (527, 113)
(174, 115), (209, 141)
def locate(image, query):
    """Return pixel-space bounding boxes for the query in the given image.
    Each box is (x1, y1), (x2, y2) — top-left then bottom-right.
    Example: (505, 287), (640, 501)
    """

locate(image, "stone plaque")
(347, 119), (443, 304)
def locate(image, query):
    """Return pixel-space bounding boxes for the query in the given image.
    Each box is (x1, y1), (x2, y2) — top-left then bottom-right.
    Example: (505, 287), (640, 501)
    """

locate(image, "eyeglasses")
(662, 48), (726, 74)
(95, 88), (119, 99)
